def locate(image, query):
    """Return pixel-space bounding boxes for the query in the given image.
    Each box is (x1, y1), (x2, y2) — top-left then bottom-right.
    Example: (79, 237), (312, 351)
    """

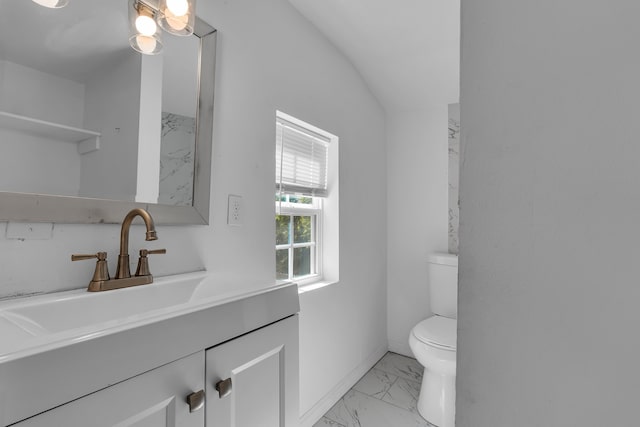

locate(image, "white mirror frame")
(0, 19), (216, 225)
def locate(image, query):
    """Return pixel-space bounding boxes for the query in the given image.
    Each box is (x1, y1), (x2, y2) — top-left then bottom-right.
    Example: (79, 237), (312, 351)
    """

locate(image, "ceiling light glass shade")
(31, 0), (69, 8)
(157, 0), (196, 36)
(129, 0), (163, 55)
(136, 14), (157, 36)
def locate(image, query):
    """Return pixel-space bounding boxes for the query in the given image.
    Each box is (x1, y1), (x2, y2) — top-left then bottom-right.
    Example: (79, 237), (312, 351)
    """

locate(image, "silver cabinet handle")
(215, 378), (232, 398)
(187, 389), (205, 412)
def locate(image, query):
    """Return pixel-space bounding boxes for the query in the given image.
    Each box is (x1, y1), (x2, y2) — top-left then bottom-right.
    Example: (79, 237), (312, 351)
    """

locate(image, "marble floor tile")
(373, 352), (423, 382)
(381, 377), (421, 413)
(317, 353), (431, 427)
(352, 368), (398, 399)
(324, 389), (429, 427)
(313, 416), (346, 427)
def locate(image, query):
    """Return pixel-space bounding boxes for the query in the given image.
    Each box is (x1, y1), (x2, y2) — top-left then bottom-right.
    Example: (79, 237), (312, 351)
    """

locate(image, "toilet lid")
(413, 316), (457, 350)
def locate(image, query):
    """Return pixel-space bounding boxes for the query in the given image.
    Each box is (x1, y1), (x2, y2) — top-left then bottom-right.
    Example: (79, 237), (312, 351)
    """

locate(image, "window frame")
(275, 196), (323, 284)
(274, 110), (339, 289)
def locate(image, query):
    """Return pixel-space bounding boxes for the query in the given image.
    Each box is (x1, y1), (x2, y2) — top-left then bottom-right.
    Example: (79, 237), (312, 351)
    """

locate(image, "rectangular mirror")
(0, 1), (216, 224)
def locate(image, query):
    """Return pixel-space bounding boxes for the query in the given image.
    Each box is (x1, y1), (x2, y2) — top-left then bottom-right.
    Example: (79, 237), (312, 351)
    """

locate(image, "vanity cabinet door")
(205, 315), (299, 427)
(14, 351), (205, 427)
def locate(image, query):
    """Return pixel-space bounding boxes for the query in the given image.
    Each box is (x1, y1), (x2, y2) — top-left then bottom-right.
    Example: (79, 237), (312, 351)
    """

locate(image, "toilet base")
(417, 368), (456, 427)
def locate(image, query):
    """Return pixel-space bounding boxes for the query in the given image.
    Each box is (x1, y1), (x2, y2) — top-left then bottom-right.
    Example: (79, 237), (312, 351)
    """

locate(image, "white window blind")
(275, 117), (330, 197)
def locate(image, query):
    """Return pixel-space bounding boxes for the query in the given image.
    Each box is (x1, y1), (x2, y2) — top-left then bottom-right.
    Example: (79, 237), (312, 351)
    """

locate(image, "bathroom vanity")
(0, 272), (300, 426)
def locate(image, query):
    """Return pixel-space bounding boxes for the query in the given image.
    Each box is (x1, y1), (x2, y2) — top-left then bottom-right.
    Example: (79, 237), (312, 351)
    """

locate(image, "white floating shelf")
(0, 111), (101, 154)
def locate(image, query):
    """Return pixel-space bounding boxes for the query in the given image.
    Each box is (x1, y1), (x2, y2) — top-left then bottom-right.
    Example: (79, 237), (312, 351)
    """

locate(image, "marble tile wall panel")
(448, 103), (460, 254)
(158, 112), (196, 206)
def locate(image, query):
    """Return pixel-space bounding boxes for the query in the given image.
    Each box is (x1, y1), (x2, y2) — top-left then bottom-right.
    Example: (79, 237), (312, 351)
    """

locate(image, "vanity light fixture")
(129, 0), (196, 55)
(31, 0), (68, 8)
(129, 0), (163, 55)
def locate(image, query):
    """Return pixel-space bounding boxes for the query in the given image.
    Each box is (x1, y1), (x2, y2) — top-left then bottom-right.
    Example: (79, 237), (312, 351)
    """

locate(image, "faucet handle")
(135, 248), (166, 277)
(71, 252), (107, 261)
(71, 252), (110, 283)
(142, 248), (167, 256)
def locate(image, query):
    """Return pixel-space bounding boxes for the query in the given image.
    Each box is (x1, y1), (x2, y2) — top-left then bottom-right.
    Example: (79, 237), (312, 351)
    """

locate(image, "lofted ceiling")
(4, 1), (459, 113)
(287, 0), (460, 113)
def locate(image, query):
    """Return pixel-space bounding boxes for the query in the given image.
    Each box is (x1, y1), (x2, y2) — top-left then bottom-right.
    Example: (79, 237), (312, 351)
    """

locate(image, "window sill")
(297, 279), (339, 295)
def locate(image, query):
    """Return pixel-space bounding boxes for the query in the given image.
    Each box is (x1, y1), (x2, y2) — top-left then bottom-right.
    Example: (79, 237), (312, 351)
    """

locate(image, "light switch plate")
(227, 195), (243, 226)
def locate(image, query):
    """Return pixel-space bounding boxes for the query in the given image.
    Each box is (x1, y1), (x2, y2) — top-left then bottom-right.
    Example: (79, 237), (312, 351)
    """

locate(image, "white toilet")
(409, 253), (458, 427)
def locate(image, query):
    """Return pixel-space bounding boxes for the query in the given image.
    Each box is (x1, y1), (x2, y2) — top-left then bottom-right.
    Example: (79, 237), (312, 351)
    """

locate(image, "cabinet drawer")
(14, 351), (205, 427)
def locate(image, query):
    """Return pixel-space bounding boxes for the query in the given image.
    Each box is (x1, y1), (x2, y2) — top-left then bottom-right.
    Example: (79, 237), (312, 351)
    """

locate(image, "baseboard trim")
(388, 338), (412, 358)
(299, 344), (388, 427)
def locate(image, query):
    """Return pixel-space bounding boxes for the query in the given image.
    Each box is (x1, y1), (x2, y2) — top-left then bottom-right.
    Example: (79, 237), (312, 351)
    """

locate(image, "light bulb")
(32, 0), (68, 8)
(166, 0), (189, 17)
(164, 12), (188, 31)
(157, 0), (194, 36)
(135, 14), (157, 36)
(135, 35), (157, 54)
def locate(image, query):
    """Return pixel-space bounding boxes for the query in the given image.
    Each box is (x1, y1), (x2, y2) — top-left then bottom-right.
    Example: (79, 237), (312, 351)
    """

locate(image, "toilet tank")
(428, 253), (458, 319)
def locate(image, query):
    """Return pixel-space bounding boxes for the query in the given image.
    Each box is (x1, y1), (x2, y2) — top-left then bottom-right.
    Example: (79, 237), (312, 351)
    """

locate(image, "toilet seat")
(412, 315), (456, 351)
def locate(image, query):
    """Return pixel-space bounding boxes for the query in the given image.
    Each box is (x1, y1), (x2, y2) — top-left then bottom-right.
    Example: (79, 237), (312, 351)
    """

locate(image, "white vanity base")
(0, 272), (300, 427)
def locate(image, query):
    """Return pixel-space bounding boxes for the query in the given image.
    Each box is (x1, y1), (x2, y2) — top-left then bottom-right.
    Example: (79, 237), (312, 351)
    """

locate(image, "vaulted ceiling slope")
(287, 0), (460, 113)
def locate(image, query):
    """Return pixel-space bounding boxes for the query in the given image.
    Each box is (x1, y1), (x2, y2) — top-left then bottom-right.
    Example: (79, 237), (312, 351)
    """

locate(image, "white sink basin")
(0, 272), (213, 361)
(1, 273), (204, 336)
(0, 316), (38, 342)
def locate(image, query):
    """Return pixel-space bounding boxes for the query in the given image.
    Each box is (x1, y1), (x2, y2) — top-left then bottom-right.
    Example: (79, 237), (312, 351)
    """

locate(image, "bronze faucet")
(115, 208), (157, 279)
(72, 208), (166, 292)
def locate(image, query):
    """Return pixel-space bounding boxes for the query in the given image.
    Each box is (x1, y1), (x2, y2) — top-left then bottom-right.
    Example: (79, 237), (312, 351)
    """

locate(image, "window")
(275, 112), (336, 284)
(275, 195), (321, 280)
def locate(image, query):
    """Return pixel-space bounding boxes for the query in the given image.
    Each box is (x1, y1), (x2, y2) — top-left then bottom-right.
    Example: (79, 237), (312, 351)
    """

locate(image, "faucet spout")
(114, 208), (157, 279)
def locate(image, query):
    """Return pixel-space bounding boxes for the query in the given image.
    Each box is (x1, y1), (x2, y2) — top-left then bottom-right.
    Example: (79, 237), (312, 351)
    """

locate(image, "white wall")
(0, 60), (85, 127)
(136, 54), (163, 204)
(80, 52), (141, 201)
(0, 60), (84, 197)
(162, 34), (199, 118)
(386, 107), (449, 356)
(0, 128), (81, 197)
(0, 0), (387, 422)
(458, 0), (640, 425)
